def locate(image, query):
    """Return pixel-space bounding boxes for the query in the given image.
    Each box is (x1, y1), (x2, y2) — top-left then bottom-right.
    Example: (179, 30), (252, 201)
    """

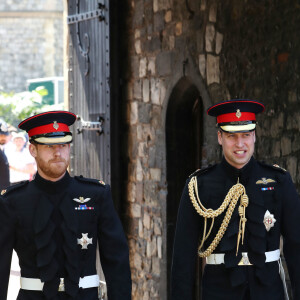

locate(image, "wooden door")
(67, 0), (110, 183)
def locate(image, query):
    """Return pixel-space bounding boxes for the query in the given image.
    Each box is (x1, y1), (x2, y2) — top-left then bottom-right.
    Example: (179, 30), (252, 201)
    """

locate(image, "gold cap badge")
(53, 121), (59, 130)
(236, 109), (242, 118)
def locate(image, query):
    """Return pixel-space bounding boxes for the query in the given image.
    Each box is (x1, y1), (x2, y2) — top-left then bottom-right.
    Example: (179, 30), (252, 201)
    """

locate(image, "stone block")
(134, 1), (144, 26)
(154, 218), (162, 235)
(148, 57), (156, 75)
(206, 54), (220, 85)
(149, 146), (156, 168)
(147, 237), (157, 257)
(143, 78), (150, 103)
(128, 182), (136, 203)
(154, 11), (164, 32)
(131, 203), (142, 218)
(130, 102), (138, 125)
(143, 212), (151, 230)
(175, 22), (182, 36)
(216, 32), (223, 55)
(133, 80), (142, 100)
(137, 158), (143, 181)
(150, 168), (161, 181)
(292, 135), (300, 153)
(139, 219), (143, 238)
(133, 252), (142, 270)
(136, 182), (144, 201)
(144, 181), (157, 204)
(156, 52), (172, 76)
(205, 24), (215, 52)
(288, 91), (297, 103)
(281, 136), (291, 156)
(157, 236), (162, 258)
(286, 156), (297, 182)
(145, 36), (161, 53)
(169, 35), (175, 50)
(272, 140), (281, 158)
(138, 142), (147, 157)
(165, 10), (172, 23)
(138, 102), (152, 123)
(151, 78), (160, 105)
(152, 257), (160, 275)
(139, 57), (147, 78)
(135, 29), (141, 39)
(199, 54), (206, 79)
(131, 56), (140, 78)
(209, 3), (217, 22)
(135, 39), (141, 54)
(197, 29), (205, 53)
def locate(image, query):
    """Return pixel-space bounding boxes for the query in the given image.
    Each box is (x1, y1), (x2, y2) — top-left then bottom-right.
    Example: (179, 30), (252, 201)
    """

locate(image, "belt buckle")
(58, 278), (65, 292)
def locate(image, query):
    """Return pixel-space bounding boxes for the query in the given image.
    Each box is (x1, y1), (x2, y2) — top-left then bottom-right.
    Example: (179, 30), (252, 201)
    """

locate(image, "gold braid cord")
(188, 176), (249, 258)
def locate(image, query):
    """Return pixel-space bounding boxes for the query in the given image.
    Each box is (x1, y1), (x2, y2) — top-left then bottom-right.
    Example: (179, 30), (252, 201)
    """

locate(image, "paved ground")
(8, 251), (20, 300)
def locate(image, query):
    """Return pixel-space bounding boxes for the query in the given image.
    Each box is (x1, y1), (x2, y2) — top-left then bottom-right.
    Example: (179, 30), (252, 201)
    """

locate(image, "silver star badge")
(263, 210), (276, 231)
(77, 233), (93, 249)
(73, 196), (91, 204)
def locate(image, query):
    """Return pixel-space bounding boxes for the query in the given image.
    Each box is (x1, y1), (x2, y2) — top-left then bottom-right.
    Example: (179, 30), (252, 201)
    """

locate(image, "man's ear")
(253, 131), (256, 143)
(29, 143), (37, 158)
(217, 130), (222, 146)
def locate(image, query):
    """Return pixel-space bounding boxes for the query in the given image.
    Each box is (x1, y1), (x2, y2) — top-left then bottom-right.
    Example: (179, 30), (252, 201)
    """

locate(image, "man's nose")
(236, 137), (243, 147)
(53, 145), (62, 155)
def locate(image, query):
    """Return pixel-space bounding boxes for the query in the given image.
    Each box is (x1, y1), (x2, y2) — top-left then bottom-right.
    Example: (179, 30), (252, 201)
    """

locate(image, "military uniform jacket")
(0, 149), (9, 190)
(0, 172), (132, 300)
(171, 157), (300, 300)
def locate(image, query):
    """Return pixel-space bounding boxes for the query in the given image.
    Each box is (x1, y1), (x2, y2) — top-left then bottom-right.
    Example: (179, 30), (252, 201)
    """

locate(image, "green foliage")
(0, 90), (64, 129)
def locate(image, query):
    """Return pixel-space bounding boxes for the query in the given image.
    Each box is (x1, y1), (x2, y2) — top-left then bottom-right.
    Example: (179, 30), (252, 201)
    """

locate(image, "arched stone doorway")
(166, 77), (203, 299)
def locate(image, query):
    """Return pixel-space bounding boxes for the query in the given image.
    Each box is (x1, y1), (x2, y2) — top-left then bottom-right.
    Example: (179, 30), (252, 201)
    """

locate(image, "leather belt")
(20, 274), (99, 291)
(206, 249), (280, 265)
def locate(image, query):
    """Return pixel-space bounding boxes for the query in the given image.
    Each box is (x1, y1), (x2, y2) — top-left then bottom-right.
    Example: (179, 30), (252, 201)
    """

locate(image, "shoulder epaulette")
(1, 180), (29, 196)
(75, 175), (106, 186)
(258, 161), (287, 173)
(189, 164), (216, 178)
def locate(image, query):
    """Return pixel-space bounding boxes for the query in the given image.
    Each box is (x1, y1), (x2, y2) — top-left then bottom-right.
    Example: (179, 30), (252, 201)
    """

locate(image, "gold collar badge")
(256, 177), (276, 185)
(1, 189), (6, 195)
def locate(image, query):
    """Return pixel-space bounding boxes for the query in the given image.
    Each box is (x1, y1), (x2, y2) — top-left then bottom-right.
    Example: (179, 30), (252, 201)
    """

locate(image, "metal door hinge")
(76, 115), (104, 135)
(67, 3), (105, 24)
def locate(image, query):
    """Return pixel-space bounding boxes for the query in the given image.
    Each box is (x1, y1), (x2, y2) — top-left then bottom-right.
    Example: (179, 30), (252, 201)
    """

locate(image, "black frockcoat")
(0, 172), (132, 300)
(171, 157), (300, 300)
(0, 149), (9, 190)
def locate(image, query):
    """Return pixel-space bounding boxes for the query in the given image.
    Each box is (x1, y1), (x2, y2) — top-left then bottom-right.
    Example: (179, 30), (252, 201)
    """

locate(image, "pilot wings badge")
(256, 177), (276, 185)
(73, 196), (91, 204)
(73, 197), (94, 210)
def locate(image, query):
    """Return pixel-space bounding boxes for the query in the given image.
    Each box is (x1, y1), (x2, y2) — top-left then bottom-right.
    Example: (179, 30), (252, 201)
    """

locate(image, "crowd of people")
(0, 119), (37, 191)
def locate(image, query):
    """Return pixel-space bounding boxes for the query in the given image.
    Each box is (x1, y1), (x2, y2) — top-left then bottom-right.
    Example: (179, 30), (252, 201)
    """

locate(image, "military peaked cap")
(18, 111), (77, 145)
(207, 99), (265, 133)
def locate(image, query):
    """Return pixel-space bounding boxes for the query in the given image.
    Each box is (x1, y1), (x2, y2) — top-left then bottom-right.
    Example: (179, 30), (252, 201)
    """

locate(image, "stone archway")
(166, 77), (203, 299)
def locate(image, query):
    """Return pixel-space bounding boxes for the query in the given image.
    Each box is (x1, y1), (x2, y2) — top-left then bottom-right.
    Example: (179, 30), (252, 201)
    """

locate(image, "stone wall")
(121, 0), (300, 299)
(0, 0), (63, 92)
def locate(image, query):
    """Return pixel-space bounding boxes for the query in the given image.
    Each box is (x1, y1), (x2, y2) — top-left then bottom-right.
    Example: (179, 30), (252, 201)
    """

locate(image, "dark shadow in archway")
(166, 77), (203, 300)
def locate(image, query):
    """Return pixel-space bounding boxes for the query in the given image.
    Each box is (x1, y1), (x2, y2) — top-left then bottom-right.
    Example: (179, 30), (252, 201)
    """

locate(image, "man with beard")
(0, 111), (132, 300)
(171, 99), (300, 300)
(0, 119), (10, 190)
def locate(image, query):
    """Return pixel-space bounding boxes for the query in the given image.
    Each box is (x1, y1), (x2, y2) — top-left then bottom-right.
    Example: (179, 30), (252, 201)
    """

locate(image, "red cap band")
(28, 123), (70, 137)
(217, 112), (256, 124)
